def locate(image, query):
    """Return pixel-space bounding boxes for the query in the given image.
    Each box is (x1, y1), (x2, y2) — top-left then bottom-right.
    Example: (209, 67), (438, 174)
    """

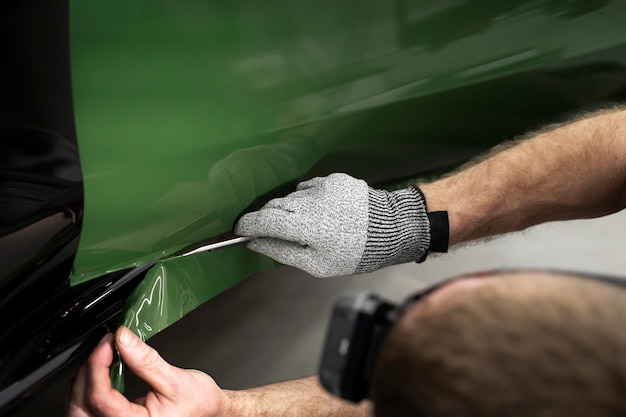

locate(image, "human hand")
(235, 173), (432, 277)
(67, 326), (225, 417)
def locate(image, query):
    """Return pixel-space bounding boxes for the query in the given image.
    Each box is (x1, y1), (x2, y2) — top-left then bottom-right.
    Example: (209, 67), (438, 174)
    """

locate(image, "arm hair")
(420, 106), (626, 245)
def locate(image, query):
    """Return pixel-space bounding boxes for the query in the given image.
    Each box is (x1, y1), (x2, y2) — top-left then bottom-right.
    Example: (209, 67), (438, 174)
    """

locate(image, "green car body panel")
(68, 0), (626, 353)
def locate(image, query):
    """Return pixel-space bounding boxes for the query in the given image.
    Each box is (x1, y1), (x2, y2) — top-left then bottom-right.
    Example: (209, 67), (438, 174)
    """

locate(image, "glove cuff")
(411, 186), (449, 262)
(355, 186), (431, 273)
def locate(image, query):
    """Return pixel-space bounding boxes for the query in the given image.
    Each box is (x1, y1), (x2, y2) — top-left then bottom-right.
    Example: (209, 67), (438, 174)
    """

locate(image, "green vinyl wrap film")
(68, 0), (626, 385)
(110, 247), (274, 391)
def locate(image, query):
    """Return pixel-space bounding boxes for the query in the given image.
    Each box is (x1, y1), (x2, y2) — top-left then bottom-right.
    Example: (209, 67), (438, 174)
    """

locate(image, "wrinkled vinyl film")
(110, 246), (274, 391)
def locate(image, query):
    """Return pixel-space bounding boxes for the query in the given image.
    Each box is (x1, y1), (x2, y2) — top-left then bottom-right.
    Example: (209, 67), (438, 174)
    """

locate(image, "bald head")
(370, 272), (626, 417)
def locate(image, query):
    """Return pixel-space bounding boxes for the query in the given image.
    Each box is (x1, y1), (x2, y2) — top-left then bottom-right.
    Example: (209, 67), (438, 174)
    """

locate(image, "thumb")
(115, 326), (178, 395)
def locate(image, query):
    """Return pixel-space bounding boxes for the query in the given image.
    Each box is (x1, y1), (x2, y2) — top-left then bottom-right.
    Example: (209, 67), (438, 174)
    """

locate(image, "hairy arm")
(223, 376), (372, 417)
(67, 328), (370, 417)
(421, 108), (626, 245)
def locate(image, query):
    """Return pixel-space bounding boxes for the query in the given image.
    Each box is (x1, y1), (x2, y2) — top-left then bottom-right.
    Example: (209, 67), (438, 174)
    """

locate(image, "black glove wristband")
(411, 186), (449, 263)
(427, 210), (449, 253)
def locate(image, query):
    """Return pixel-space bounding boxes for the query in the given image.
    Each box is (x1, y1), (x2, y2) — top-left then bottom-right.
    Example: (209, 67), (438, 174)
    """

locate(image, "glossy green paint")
(70, 1), (626, 282)
(68, 1), (626, 343)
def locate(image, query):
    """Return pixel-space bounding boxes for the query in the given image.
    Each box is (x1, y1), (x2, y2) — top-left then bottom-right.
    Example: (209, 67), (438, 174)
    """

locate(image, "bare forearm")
(222, 376), (372, 417)
(421, 108), (626, 245)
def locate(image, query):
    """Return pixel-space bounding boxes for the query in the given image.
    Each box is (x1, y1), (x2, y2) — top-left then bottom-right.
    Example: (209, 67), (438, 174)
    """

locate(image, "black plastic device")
(317, 291), (396, 402)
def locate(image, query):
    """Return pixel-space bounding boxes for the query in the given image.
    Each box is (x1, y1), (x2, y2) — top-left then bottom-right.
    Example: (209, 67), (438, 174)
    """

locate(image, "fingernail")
(119, 327), (138, 348)
(98, 332), (113, 346)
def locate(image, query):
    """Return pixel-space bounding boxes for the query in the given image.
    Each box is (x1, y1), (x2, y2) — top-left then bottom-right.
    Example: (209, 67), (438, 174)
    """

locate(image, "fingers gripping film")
(115, 327), (177, 395)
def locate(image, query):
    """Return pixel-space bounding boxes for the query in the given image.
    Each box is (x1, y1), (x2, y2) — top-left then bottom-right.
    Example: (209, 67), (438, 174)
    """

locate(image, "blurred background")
(9, 208), (626, 416)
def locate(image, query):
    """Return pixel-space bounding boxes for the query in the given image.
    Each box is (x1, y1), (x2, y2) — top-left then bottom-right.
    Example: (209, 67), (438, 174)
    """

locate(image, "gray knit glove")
(235, 173), (432, 277)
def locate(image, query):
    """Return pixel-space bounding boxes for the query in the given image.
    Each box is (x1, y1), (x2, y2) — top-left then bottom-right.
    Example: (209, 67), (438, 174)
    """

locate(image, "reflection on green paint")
(69, 0), (626, 284)
(70, 136), (319, 284)
(111, 246), (275, 391)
